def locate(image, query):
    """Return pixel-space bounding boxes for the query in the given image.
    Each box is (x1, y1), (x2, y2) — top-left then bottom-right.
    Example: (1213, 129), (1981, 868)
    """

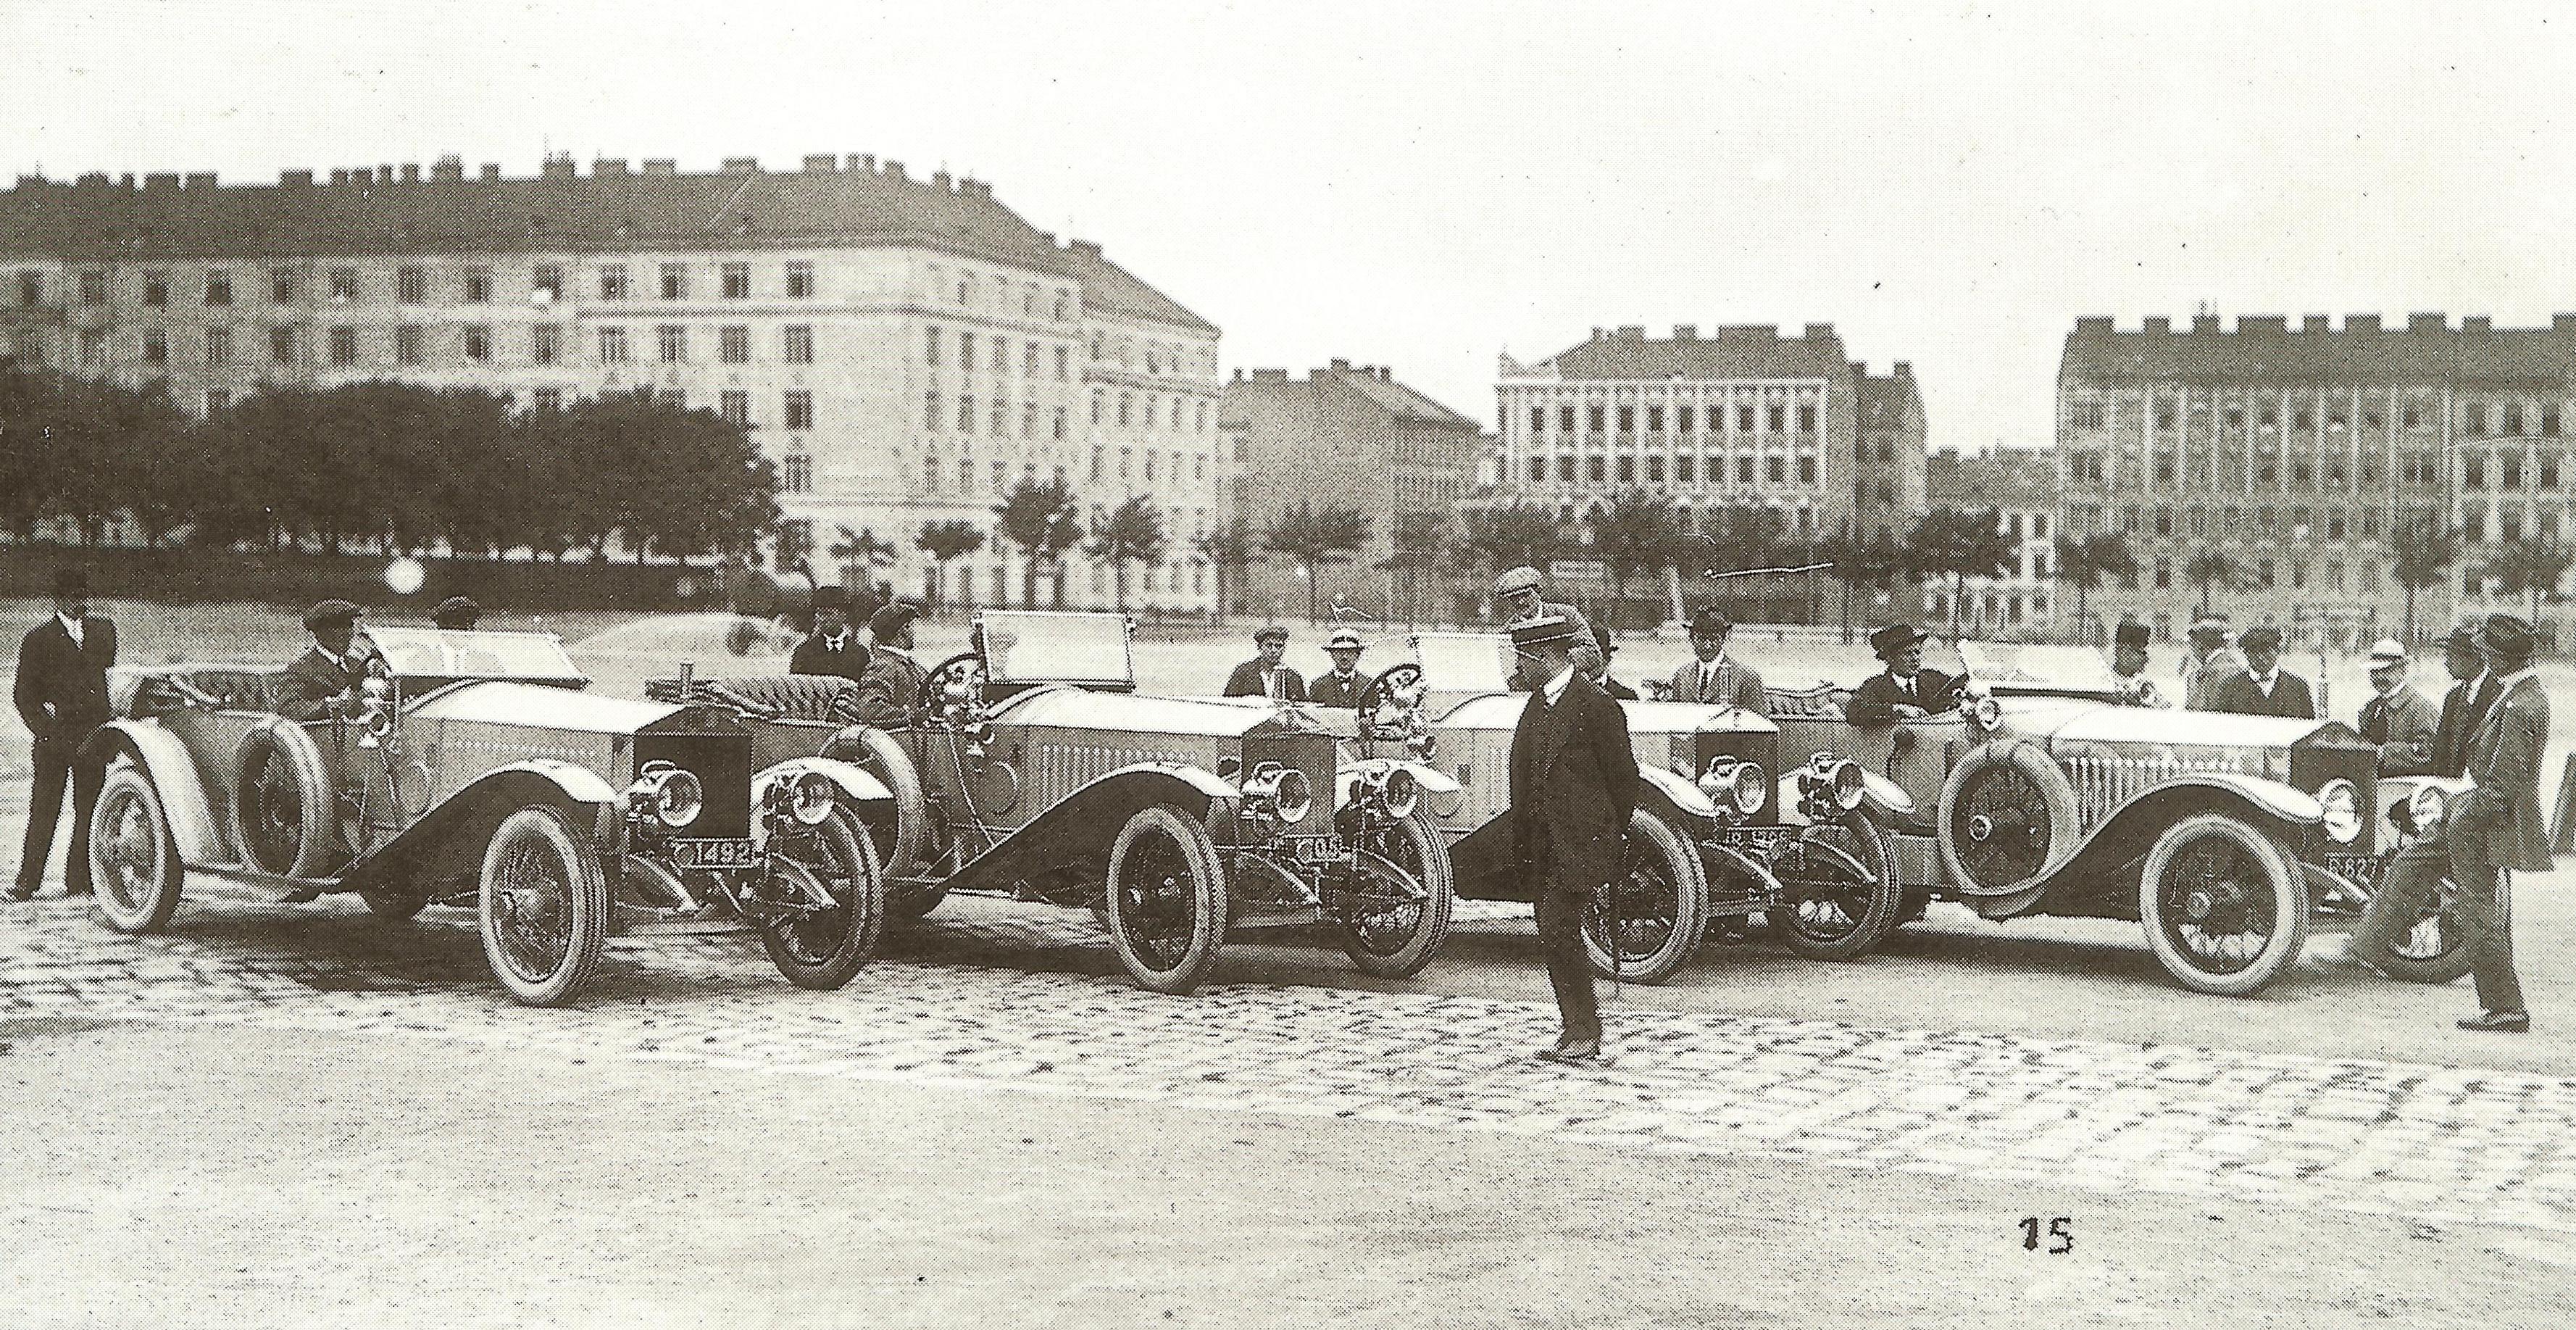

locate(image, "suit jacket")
(1222, 660), (1307, 702)
(1669, 656), (1768, 713)
(1508, 672), (1638, 894)
(1599, 675), (1638, 701)
(274, 644), (373, 721)
(1309, 669), (1376, 710)
(790, 633), (872, 683)
(1846, 667), (1959, 726)
(851, 647), (928, 728)
(2428, 674), (2502, 779)
(14, 614), (117, 746)
(2181, 646), (2250, 711)
(2454, 673), (2554, 872)
(2209, 670), (2317, 720)
(2359, 684), (2442, 775)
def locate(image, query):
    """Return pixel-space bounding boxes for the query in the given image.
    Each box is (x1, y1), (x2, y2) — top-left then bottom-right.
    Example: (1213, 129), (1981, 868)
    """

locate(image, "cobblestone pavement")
(9, 884), (2576, 1242)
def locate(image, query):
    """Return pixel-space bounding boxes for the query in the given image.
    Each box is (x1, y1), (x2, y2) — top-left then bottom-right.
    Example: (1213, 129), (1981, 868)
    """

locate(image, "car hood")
(407, 680), (690, 734)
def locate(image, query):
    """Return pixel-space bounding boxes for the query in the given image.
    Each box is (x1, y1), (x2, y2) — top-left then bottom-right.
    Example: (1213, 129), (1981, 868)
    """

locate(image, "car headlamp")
(1363, 767), (1420, 821)
(791, 771), (838, 826)
(2317, 778), (2361, 845)
(633, 762), (704, 830)
(1697, 759), (1739, 806)
(2409, 784), (2448, 836)
(1729, 760), (1769, 817)
(1969, 694), (2003, 731)
(1242, 762), (1314, 824)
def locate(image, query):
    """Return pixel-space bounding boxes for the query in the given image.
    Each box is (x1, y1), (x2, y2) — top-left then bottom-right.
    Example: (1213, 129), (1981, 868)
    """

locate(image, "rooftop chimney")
(882, 160), (906, 181)
(846, 154), (874, 172)
(431, 155), (463, 182)
(2554, 314), (2576, 333)
(1067, 238), (1102, 257)
(2462, 315), (2493, 333)
(642, 158), (675, 177)
(1251, 367), (1288, 381)
(75, 172), (109, 188)
(930, 170), (952, 191)
(480, 163), (501, 180)
(539, 156), (575, 180)
(961, 178), (991, 199)
(1894, 360), (1913, 378)
(720, 156), (759, 174)
(2301, 315), (2329, 332)
(393, 163), (416, 183)
(593, 158), (628, 178)
(802, 154), (838, 174)
(2408, 312), (2447, 333)
(2191, 314), (2221, 333)
(1673, 324), (1698, 340)
(1717, 325), (1777, 341)
(1803, 322), (1835, 341)
(2072, 315), (2114, 334)
(2142, 316), (2171, 334)
(330, 168), (351, 186)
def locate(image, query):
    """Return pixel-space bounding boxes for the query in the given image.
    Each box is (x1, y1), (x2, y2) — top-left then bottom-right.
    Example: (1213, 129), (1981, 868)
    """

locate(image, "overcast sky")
(9, 0), (2573, 454)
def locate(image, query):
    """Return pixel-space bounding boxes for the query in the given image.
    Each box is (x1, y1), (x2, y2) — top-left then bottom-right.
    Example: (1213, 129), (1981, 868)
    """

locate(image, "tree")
(831, 525), (898, 599)
(1264, 500), (1372, 625)
(1194, 515), (1259, 627)
(1817, 528), (1909, 644)
(1083, 496), (1167, 611)
(1589, 489), (1687, 608)
(2390, 512), (2462, 644)
(1905, 507), (2015, 636)
(993, 476), (1083, 608)
(2183, 549), (2245, 617)
(1457, 501), (1567, 579)
(2051, 532), (2138, 644)
(916, 520), (987, 609)
(1380, 510), (1450, 628)
(2484, 535), (2572, 626)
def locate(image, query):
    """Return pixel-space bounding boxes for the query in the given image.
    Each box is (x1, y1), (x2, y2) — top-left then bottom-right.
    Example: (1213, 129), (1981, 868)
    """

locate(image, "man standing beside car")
(2426, 625), (2500, 779)
(2356, 637), (2440, 775)
(10, 568), (115, 901)
(2446, 614), (2551, 1032)
(790, 586), (870, 683)
(2209, 625), (2316, 720)
(2180, 612), (2249, 711)
(1508, 615), (1636, 1065)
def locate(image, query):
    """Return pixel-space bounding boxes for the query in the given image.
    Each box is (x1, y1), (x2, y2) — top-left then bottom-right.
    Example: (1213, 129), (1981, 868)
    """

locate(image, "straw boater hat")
(1326, 627), (1363, 652)
(2188, 611), (2231, 639)
(2365, 638), (2408, 670)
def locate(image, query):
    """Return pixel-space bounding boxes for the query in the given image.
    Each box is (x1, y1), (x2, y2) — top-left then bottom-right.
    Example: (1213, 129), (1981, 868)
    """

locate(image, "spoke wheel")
(2370, 874), (2475, 984)
(756, 809), (888, 990)
(1104, 805), (1228, 994)
(91, 764), (182, 934)
(478, 805), (609, 1007)
(228, 720), (338, 878)
(1339, 808), (1456, 978)
(1580, 809), (1709, 984)
(1763, 812), (1903, 960)
(2138, 812), (2307, 997)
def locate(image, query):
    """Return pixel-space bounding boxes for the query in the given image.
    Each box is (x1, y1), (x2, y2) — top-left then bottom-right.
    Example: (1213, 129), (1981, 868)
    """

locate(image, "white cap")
(2365, 637), (2407, 668)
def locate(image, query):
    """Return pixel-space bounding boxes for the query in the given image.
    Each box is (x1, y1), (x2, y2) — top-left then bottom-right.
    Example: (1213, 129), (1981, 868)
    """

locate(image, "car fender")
(82, 721), (225, 865)
(933, 764), (1229, 896)
(1106, 761), (1236, 800)
(337, 760), (621, 891)
(2031, 776), (2324, 912)
(1637, 765), (1720, 820)
(2106, 771), (2322, 827)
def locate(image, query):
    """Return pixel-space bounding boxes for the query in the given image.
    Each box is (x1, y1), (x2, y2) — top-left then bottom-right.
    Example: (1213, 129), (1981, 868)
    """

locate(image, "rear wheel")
(1763, 812), (1904, 960)
(478, 806), (609, 1007)
(2138, 812), (2308, 997)
(756, 810), (888, 990)
(1339, 809), (1455, 978)
(1581, 809), (1709, 984)
(1104, 805), (1228, 994)
(2364, 874), (2475, 985)
(91, 764), (182, 934)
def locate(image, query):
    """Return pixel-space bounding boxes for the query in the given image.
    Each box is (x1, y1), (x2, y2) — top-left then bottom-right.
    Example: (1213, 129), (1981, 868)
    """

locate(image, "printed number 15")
(2019, 1216), (2072, 1253)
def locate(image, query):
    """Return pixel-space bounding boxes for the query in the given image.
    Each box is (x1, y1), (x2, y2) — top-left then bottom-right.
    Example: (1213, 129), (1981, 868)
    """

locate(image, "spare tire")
(1936, 739), (2080, 897)
(229, 718), (341, 878)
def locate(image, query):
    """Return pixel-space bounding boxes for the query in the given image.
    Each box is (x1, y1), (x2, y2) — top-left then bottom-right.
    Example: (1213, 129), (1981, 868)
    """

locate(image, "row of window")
(1530, 402), (1819, 435)
(2064, 449), (2409, 492)
(2459, 452), (2574, 490)
(30, 259), (826, 309)
(101, 321), (822, 370)
(926, 328), (1072, 380)
(2075, 502), (2393, 542)
(922, 264), (1075, 324)
(2068, 395), (2572, 438)
(2459, 506), (2576, 544)
(926, 390), (1212, 434)
(1527, 452), (1824, 486)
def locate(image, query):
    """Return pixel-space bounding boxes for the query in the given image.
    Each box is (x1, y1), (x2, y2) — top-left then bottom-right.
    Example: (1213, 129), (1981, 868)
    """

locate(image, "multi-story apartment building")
(1219, 359), (1482, 621)
(1923, 446), (2059, 635)
(0, 154), (1224, 610)
(1854, 362), (1928, 545)
(2056, 312), (2576, 645)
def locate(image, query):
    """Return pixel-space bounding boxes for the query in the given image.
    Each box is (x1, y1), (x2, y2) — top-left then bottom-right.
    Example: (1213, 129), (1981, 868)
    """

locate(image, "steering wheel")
(1373, 663), (1425, 699)
(920, 651), (988, 714)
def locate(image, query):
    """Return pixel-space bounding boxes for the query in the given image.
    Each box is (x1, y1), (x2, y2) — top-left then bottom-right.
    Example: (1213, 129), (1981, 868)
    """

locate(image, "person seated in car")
(1223, 625), (1307, 702)
(430, 595), (483, 631)
(790, 585), (871, 683)
(1668, 607), (1765, 713)
(276, 599), (383, 721)
(851, 600), (928, 727)
(1846, 623), (1960, 725)
(2107, 618), (2170, 708)
(1586, 621), (1638, 700)
(1309, 627), (1377, 708)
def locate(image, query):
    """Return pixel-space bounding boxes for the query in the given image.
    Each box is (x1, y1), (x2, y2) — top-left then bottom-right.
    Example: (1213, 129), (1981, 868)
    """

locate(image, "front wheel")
(2362, 873), (2476, 985)
(1338, 809), (1456, 978)
(2138, 812), (2308, 997)
(756, 810), (888, 990)
(91, 763), (183, 934)
(478, 806), (609, 1007)
(1763, 812), (1904, 961)
(1104, 805), (1229, 994)
(1581, 808), (1709, 984)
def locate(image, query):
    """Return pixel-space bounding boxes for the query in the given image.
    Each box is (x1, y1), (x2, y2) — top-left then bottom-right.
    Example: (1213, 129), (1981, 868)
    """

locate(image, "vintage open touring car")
(651, 610), (1456, 995)
(1323, 631), (1905, 983)
(1764, 641), (2441, 996)
(81, 626), (892, 1006)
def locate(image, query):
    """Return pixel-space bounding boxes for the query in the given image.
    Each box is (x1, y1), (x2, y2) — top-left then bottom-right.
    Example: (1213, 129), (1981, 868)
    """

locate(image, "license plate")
(669, 839), (761, 870)
(1711, 826), (1790, 855)
(2325, 853), (2384, 891)
(1283, 835), (1346, 865)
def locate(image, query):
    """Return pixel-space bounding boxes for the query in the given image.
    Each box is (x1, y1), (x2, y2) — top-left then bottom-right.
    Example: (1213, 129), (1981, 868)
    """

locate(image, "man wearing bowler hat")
(1670, 607), (1766, 713)
(1506, 615), (1636, 1064)
(2421, 625), (2499, 779)
(2106, 618), (2169, 707)
(1586, 621), (1638, 701)
(10, 568), (117, 900)
(1847, 624), (1960, 725)
(2446, 614), (2550, 1031)
(1309, 627), (1376, 709)
(2209, 625), (2316, 719)
(790, 585), (870, 682)
(2356, 637), (2440, 774)
(2180, 611), (2249, 711)
(430, 596), (483, 631)
(276, 599), (381, 723)
(1223, 625), (1307, 702)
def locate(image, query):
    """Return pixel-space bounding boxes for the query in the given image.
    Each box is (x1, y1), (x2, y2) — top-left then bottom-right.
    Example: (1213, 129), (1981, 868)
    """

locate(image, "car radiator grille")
(2065, 752), (2262, 831)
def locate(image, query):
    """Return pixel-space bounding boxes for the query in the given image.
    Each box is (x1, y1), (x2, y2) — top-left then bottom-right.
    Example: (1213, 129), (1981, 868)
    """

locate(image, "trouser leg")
(2350, 839), (2447, 960)
(1532, 878), (1600, 1043)
(64, 745), (102, 894)
(2448, 840), (2525, 1015)
(17, 739), (70, 891)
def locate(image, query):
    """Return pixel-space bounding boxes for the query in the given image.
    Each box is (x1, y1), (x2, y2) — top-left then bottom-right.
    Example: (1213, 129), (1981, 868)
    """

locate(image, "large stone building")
(0, 154), (1225, 610)
(1923, 446), (2059, 635)
(1219, 359), (1483, 622)
(2057, 312), (2576, 645)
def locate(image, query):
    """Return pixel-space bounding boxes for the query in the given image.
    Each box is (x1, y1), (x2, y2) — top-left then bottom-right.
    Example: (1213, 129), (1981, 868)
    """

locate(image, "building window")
(1798, 457), (1817, 484)
(2257, 559), (2276, 589)
(1529, 457), (1547, 483)
(533, 324), (560, 365)
(2294, 406), (2313, 431)
(1617, 405), (1635, 433)
(397, 266), (425, 304)
(720, 325), (749, 364)
(599, 265), (629, 301)
(464, 325), (491, 362)
(597, 326), (628, 363)
(1556, 455), (1575, 482)
(656, 325), (686, 363)
(1738, 456), (1756, 483)
(1118, 394), (1132, 426)
(1678, 454), (1696, 484)
(1023, 402), (1038, 439)
(464, 267), (491, 303)
(329, 327), (355, 365)
(533, 388), (564, 412)
(138, 328), (170, 364)
(204, 271), (232, 306)
(2464, 508), (2487, 541)
(270, 326), (296, 366)
(1023, 341), (1039, 377)
(2071, 400), (2106, 430)
(962, 395), (978, 433)
(1587, 457), (1606, 483)
(1797, 404), (1817, 434)
(2467, 403), (2486, 434)
(270, 270), (294, 304)
(783, 390), (813, 431)
(1768, 405), (1788, 433)
(1767, 456), (1787, 484)
(991, 399), (1006, 435)
(722, 262), (750, 299)
(720, 389), (749, 426)
(992, 336), (1009, 373)
(1587, 404), (1606, 433)
(533, 264), (564, 300)
(785, 261), (815, 298)
(1055, 346), (1070, 381)
(79, 271), (107, 304)
(785, 325), (813, 364)
(927, 393), (942, 431)
(143, 273), (168, 306)
(2465, 456), (2485, 490)
(777, 520), (813, 571)
(330, 268), (359, 302)
(1614, 456), (1633, 483)
(2504, 454), (2523, 489)
(961, 331), (975, 367)
(1646, 455), (1664, 483)
(204, 326), (232, 365)
(659, 263), (687, 299)
(783, 454), (812, 493)
(1052, 407), (1067, 440)
(2506, 404), (2525, 436)
(396, 325), (423, 365)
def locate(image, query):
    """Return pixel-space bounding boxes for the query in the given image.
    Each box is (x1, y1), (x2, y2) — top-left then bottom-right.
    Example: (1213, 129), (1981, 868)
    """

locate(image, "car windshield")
(978, 610), (1133, 685)
(1956, 641), (2122, 696)
(364, 626), (588, 684)
(1411, 631), (1513, 694)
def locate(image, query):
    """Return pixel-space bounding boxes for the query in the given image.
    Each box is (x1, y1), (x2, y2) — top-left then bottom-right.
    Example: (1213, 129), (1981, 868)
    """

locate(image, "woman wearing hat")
(1846, 624), (1960, 725)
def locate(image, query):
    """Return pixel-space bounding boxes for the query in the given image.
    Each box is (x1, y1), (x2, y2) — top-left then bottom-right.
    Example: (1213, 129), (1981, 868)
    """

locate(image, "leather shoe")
(2458, 1010), (2532, 1033)
(1536, 1039), (1609, 1065)
(4, 882), (38, 902)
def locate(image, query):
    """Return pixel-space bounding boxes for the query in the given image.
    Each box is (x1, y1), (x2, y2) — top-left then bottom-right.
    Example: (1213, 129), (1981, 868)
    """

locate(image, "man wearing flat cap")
(790, 585), (870, 683)
(2356, 637), (2440, 775)
(851, 600), (928, 728)
(1223, 625), (1307, 702)
(1506, 615), (1637, 1065)
(1492, 565), (1600, 687)
(430, 596), (483, 631)
(1846, 624), (1961, 726)
(2209, 625), (2316, 719)
(1309, 627), (1376, 709)
(1670, 607), (1766, 713)
(2180, 611), (2249, 711)
(276, 599), (382, 723)
(2106, 619), (2169, 707)
(10, 567), (117, 900)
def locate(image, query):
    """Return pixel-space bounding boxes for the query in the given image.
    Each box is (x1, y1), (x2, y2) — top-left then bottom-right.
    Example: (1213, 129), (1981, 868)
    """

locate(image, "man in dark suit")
(1846, 624), (1959, 725)
(2341, 627), (2493, 973)
(2357, 637), (2440, 774)
(1586, 622), (1638, 701)
(851, 600), (928, 728)
(1507, 615), (1638, 1065)
(11, 568), (117, 900)
(2106, 619), (2170, 708)
(1667, 607), (1765, 712)
(1308, 627), (1376, 708)
(275, 599), (381, 723)
(2447, 615), (2551, 1031)
(2425, 625), (2498, 778)
(789, 585), (870, 683)
(2209, 625), (2317, 719)
(1222, 625), (1307, 702)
